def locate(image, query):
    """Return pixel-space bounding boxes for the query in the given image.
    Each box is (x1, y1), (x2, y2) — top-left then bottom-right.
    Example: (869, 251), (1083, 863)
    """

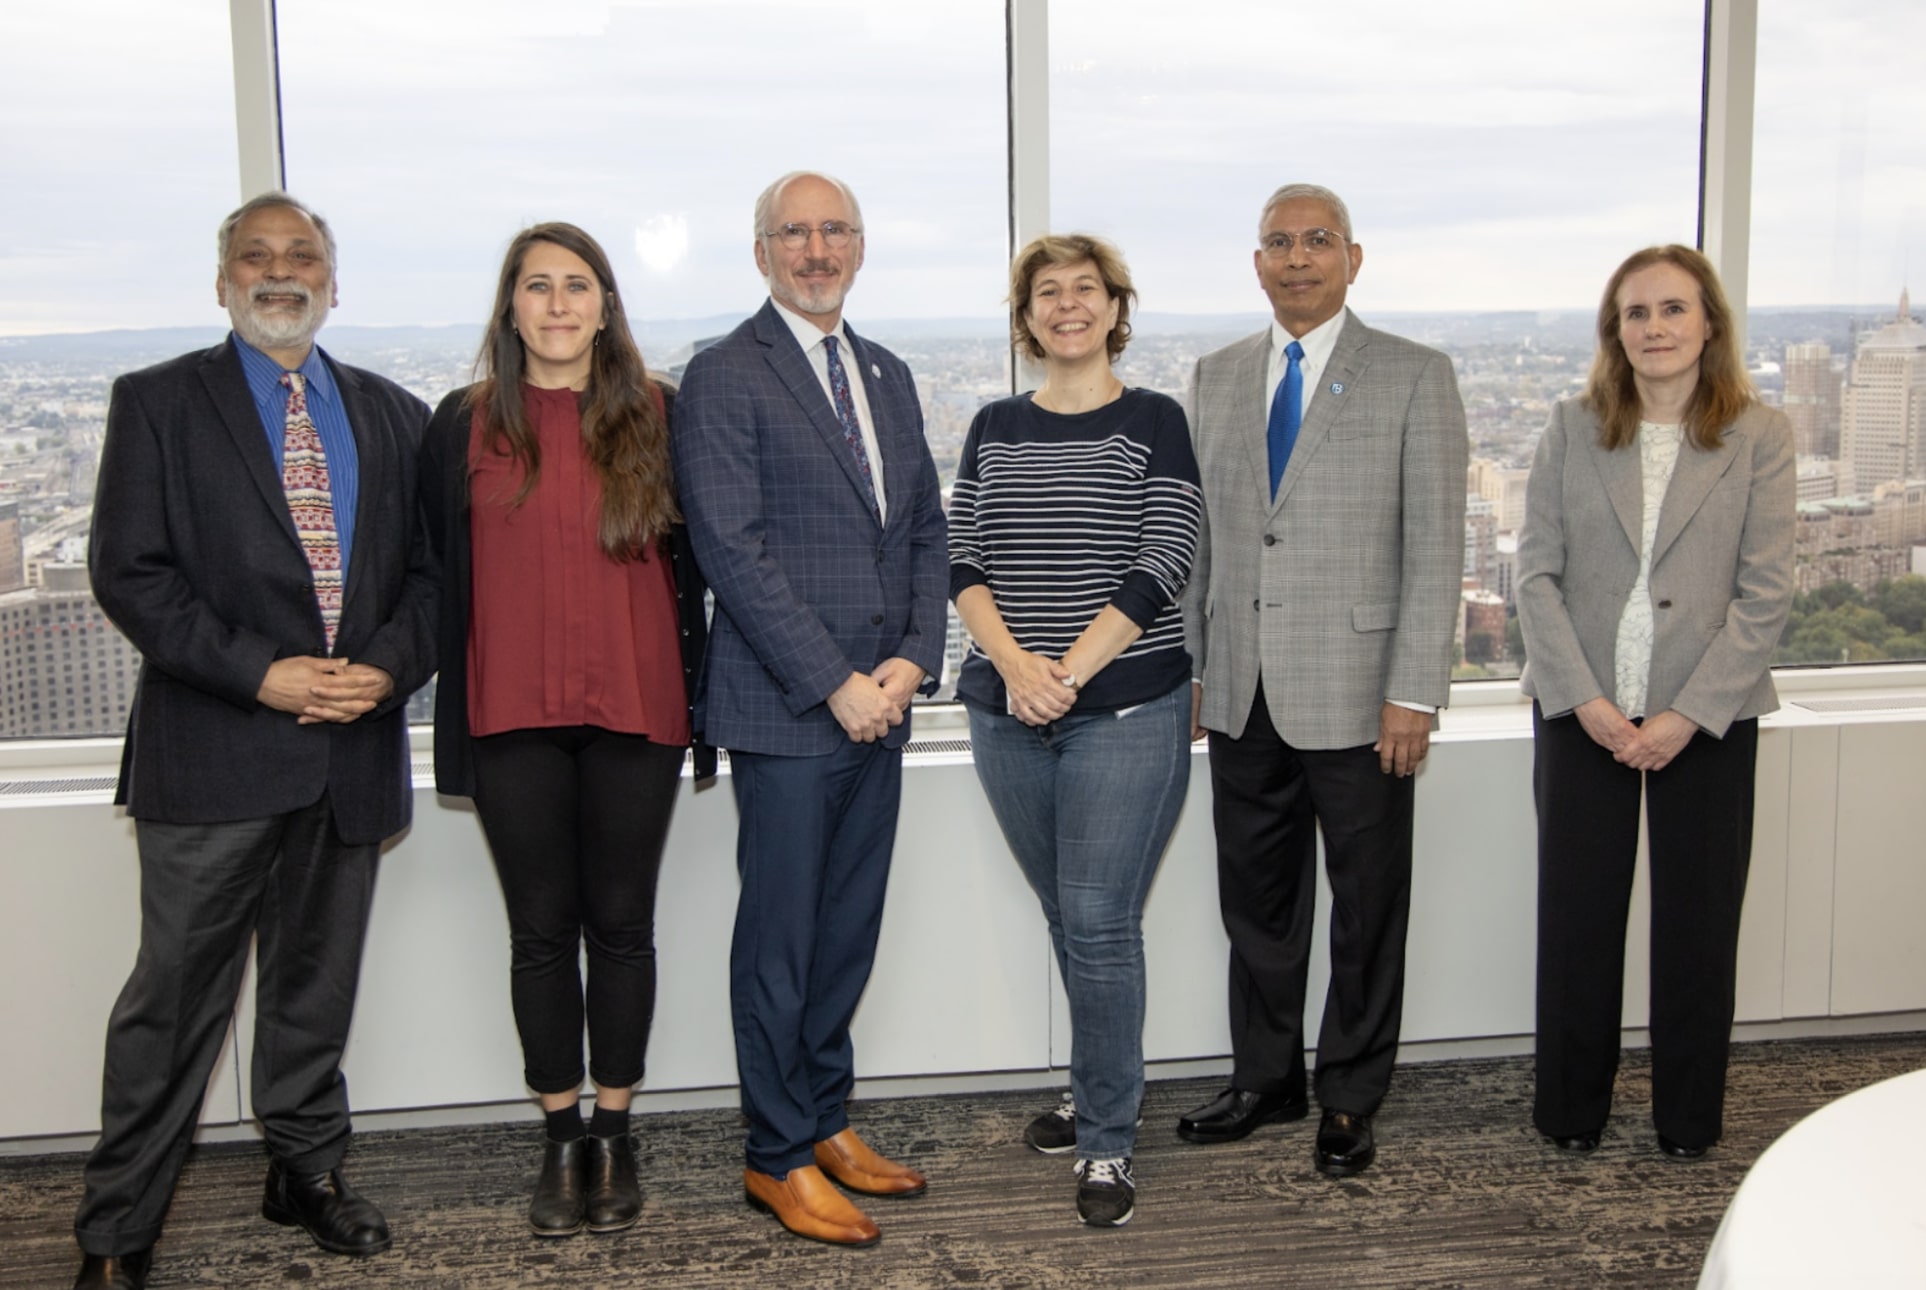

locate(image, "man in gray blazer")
(1177, 184), (1468, 1177)
(73, 193), (436, 1290)
(672, 171), (947, 1248)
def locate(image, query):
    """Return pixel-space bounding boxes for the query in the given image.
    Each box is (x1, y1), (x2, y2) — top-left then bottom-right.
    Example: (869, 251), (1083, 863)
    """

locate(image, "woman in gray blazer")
(1517, 245), (1794, 1161)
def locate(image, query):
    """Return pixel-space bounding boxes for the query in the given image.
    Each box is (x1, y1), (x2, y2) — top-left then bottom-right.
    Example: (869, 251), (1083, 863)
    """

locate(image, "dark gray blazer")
(671, 301), (948, 757)
(89, 339), (437, 845)
(1516, 399), (1795, 738)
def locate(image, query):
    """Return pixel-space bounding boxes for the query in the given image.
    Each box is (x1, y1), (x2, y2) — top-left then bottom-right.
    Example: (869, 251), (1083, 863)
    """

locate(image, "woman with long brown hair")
(1518, 244), (1793, 1161)
(421, 222), (708, 1236)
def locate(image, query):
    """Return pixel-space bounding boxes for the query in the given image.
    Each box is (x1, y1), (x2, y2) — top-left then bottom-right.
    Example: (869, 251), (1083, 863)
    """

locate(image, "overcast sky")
(1, 0), (1921, 336)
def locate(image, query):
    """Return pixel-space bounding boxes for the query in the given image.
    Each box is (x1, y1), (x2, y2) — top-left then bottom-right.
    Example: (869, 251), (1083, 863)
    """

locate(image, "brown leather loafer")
(813, 1127), (927, 1196)
(744, 1165), (881, 1246)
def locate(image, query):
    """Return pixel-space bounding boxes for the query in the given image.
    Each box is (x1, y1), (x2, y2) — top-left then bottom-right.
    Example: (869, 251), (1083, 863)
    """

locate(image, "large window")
(1048, 0), (1704, 680)
(0, 0), (239, 737)
(2, 2), (1921, 743)
(1751, 0), (1926, 665)
(274, 0), (1008, 701)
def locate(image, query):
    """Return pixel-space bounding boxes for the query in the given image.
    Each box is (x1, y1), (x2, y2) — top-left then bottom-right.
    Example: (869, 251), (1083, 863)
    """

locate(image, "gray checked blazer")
(1516, 399), (1795, 738)
(671, 300), (948, 757)
(1181, 311), (1469, 749)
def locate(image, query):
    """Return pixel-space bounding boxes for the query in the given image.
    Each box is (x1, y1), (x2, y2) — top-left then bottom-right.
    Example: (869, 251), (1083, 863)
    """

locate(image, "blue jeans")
(968, 682), (1191, 1161)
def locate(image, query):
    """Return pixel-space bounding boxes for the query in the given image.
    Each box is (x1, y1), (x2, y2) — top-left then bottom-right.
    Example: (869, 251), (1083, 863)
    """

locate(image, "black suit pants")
(1208, 681), (1414, 1115)
(75, 795), (378, 1257)
(1531, 705), (1757, 1148)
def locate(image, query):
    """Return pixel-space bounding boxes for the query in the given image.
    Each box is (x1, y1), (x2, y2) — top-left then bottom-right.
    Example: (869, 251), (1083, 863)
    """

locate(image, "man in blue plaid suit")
(671, 171), (947, 1247)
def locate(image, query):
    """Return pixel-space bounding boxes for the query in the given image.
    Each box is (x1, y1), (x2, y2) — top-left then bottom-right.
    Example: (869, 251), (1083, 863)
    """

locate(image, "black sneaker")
(1074, 1156), (1135, 1227)
(1025, 1093), (1078, 1154)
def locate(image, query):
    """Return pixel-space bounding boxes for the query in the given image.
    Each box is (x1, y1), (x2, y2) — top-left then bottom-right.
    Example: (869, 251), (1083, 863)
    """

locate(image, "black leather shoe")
(530, 1136), (588, 1236)
(262, 1161), (393, 1255)
(1548, 1129), (1601, 1152)
(73, 1250), (151, 1290)
(584, 1132), (641, 1233)
(1657, 1133), (1708, 1160)
(1176, 1087), (1309, 1144)
(1314, 1109), (1376, 1177)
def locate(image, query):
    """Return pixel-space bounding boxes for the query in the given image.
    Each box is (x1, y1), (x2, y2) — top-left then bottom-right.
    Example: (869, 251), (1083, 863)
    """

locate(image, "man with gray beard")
(70, 192), (436, 1290)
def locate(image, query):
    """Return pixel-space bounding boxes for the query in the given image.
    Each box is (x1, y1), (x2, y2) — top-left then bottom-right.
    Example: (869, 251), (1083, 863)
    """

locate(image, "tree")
(1872, 575), (1926, 636)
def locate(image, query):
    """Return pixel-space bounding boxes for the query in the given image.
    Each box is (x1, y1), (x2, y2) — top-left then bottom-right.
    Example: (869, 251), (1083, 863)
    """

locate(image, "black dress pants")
(1532, 705), (1758, 1148)
(470, 725), (684, 1094)
(75, 796), (377, 1257)
(1207, 681), (1415, 1116)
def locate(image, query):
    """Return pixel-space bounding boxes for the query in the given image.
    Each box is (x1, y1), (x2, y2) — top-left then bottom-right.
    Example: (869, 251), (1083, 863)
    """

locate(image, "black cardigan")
(420, 382), (713, 796)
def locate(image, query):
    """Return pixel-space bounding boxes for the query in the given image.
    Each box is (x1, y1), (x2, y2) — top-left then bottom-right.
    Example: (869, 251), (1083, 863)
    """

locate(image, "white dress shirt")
(770, 297), (888, 523)
(1265, 310), (1347, 422)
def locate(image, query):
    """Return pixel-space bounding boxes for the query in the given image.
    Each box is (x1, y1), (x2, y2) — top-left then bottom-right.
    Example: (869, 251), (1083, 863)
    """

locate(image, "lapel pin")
(871, 363), (882, 378)
(1329, 381), (1345, 395)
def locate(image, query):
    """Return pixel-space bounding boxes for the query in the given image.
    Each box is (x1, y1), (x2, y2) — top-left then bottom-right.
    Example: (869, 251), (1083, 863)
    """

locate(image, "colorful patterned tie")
(822, 335), (880, 518)
(1267, 340), (1305, 499)
(280, 372), (343, 653)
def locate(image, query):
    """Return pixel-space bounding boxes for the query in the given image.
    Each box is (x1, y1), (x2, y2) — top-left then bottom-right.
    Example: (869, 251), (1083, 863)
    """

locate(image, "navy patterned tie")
(280, 372), (342, 652)
(823, 335), (880, 518)
(1267, 340), (1305, 499)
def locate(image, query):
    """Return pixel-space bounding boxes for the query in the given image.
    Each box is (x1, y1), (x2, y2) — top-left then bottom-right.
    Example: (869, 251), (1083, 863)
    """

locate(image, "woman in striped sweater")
(949, 233), (1203, 1228)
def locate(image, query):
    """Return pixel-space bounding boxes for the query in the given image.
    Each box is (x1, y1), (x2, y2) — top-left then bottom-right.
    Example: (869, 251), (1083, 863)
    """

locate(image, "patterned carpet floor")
(4, 1033), (1922, 1288)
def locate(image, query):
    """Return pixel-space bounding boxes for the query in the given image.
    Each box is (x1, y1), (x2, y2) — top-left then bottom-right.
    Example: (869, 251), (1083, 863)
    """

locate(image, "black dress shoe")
(1657, 1133), (1708, 1160)
(1548, 1129), (1601, 1152)
(73, 1250), (151, 1290)
(529, 1136), (588, 1236)
(584, 1132), (641, 1233)
(1176, 1087), (1309, 1144)
(1314, 1108), (1376, 1177)
(262, 1161), (393, 1256)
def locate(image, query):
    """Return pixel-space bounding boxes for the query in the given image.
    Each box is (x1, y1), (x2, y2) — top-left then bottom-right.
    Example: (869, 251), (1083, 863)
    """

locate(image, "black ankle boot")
(584, 1132), (641, 1233)
(529, 1136), (588, 1236)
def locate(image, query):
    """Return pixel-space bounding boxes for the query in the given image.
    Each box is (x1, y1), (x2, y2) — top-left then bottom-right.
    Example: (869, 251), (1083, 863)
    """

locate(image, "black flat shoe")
(1657, 1133), (1708, 1160)
(1176, 1087), (1309, 1144)
(1548, 1129), (1601, 1152)
(261, 1161), (393, 1256)
(73, 1250), (151, 1290)
(1315, 1109), (1376, 1177)
(584, 1132), (641, 1233)
(530, 1136), (588, 1236)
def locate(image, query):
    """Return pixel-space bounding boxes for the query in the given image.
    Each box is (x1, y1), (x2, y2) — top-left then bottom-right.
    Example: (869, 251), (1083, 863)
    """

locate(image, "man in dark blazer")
(1177, 184), (1468, 1178)
(672, 170), (947, 1248)
(71, 193), (435, 1290)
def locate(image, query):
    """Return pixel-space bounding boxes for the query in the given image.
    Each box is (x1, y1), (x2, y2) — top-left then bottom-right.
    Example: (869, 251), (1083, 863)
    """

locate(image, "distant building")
(1469, 458), (1530, 531)
(1870, 479), (1926, 551)
(0, 562), (141, 738)
(1465, 495), (1496, 588)
(1462, 589), (1507, 666)
(1492, 531), (1520, 606)
(1783, 342), (1841, 458)
(0, 500), (23, 594)
(1840, 290), (1926, 496)
(1796, 456), (1843, 504)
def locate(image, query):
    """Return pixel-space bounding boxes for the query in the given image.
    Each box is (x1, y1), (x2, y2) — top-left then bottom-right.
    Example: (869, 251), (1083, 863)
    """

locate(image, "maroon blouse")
(466, 383), (690, 745)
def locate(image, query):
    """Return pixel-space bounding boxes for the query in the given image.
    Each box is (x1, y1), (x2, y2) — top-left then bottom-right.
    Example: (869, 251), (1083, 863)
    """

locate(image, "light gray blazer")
(1516, 399), (1795, 738)
(1181, 311), (1470, 749)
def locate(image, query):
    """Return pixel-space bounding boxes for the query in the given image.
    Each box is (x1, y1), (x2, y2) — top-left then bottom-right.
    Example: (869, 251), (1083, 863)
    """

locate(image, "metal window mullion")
(1007, 0), (1049, 395)
(1701, 0), (1759, 350)
(229, 0), (285, 199)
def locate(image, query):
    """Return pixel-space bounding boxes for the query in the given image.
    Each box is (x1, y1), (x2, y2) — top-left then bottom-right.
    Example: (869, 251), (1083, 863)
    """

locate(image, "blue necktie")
(823, 335), (880, 518)
(1267, 340), (1305, 499)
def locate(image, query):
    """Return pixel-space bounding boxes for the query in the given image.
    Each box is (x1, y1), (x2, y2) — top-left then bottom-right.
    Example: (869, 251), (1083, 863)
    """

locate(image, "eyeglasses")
(1259, 228), (1346, 257)
(763, 221), (862, 250)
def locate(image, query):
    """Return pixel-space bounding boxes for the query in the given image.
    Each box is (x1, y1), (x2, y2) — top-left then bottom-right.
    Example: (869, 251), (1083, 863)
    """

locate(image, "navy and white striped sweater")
(948, 388), (1202, 714)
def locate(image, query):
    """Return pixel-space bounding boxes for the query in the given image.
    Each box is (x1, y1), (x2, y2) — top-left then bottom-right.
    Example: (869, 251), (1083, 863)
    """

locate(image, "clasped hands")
(998, 650), (1078, 728)
(1573, 696), (1696, 772)
(257, 656), (394, 725)
(827, 658), (927, 743)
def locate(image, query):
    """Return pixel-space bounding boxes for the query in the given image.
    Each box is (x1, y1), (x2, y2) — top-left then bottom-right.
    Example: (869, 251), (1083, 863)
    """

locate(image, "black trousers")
(76, 796), (378, 1257)
(1531, 705), (1758, 1148)
(470, 726), (684, 1094)
(1207, 681), (1415, 1116)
